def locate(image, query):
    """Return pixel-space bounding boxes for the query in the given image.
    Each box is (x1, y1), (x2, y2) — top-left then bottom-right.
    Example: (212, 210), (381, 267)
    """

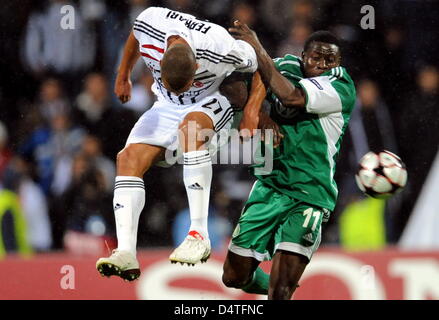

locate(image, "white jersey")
(132, 7), (257, 105)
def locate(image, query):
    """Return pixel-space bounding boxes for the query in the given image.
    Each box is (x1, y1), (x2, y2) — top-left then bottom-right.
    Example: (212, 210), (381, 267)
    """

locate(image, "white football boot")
(169, 231), (211, 266)
(96, 249), (140, 281)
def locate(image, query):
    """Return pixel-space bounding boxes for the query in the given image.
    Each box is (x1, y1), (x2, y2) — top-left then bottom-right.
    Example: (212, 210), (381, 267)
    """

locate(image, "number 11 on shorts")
(302, 208), (321, 231)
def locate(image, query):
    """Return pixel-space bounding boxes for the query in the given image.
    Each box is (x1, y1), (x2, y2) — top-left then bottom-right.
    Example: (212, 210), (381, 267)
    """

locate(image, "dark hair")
(161, 44), (197, 93)
(304, 31), (341, 52)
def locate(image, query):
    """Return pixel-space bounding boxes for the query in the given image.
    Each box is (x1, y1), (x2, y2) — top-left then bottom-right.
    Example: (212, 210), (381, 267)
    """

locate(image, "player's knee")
(270, 280), (300, 300)
(222, 273), (241, 289)
(117, 148), (136, 169)
(221, 270), (250, 289)
(116, 146), (149, 174)
(179, 113), (213, 152)
(179, 112), (212, 131)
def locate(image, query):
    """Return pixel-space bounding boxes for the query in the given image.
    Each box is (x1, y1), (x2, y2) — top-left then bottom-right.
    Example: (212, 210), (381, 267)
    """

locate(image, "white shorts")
(126, 92), (238, 164)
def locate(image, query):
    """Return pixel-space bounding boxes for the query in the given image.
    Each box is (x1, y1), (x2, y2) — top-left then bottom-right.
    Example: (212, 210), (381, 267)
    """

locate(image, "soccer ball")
(355, 150), (408, 199)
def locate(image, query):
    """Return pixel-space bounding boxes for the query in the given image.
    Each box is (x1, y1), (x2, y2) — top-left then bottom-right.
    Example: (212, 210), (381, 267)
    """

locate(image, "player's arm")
(239, 71), (265, 137)
(220, 71), (265, 136)
(229, 21), (306, 109)
(115, 31), (140, 104)
(220, 72), (283, 146)
(241, 73), (283, 147)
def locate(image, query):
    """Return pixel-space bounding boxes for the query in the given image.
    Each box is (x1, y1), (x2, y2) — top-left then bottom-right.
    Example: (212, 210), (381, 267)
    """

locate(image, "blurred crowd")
(0, 0), (438, 256)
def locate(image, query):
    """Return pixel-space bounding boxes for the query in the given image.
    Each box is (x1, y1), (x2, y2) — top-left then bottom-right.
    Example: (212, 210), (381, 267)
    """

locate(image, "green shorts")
(229, 180), (330, 261)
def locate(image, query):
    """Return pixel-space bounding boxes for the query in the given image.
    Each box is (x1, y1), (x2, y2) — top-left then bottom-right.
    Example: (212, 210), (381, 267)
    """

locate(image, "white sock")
(183, 150), (212, 239)
(113, 176), (145, 256)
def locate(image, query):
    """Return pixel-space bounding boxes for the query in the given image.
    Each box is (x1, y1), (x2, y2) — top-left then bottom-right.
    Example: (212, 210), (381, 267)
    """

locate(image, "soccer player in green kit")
(222, 21), (357, 300)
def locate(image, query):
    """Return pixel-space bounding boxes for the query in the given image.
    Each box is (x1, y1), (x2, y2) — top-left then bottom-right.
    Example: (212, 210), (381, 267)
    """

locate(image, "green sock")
(242, 267), (269, 295)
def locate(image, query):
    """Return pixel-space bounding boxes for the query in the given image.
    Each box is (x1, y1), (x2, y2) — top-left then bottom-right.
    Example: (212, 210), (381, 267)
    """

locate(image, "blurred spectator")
(163, 0), (196, 15)
(197, 0), (232, 25)
(355, 79), (398, 154)
(79, 0), (106, 22)
(0, 158), (38, 257)
(291, 0), (317, 24)
(230, 1), (257, 28)
(19, 108), (85, 194)
(396, 65), (439, 239)
(123, 69), (156, 116)
(73, 72), (137, 160)
(52, 134), (116, 196)
(379, 24), (408, 108)
(51, 152), (115, 250)
(0, 121), (12, 179)
(259, 0), (296, 38)
(22, 0), (96, 96)
(128, 0), (150, 22)
(100, 0), (150, 95)
(80, 135), (116, 192)
(3, 156), (52, 252)
(217, 167), (254, 225)
(277, 21), (312, 57)
(63, 159), (113, 236)
(37, 78), (70, 122)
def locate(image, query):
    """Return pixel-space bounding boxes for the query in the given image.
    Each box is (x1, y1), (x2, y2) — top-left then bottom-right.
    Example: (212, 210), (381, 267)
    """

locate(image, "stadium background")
(0, 0), (438, 300)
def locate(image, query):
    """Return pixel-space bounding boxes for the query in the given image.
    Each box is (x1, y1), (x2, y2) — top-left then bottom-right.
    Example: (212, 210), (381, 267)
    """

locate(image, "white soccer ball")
(355, 150), (408, 199)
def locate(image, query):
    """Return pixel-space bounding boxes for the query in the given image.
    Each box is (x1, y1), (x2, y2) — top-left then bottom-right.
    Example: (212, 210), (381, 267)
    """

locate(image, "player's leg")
(96, 143), (164, 281)
(268, 202), (326, 299)
(169, 111), (215, 265)
(222, 251), (269, 295)
(113, 143), (164, 254)
(97, 101), (173, 281)
(268, 250), (308, 300)
(222, 181), (281, 295)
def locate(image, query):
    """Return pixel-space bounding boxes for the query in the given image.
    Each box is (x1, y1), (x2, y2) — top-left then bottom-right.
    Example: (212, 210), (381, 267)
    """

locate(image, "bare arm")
(239, 72), (284, 147)
(115, 31), (141, 103)
(229, 21), (306, 109)
(239, 71), (265, 137)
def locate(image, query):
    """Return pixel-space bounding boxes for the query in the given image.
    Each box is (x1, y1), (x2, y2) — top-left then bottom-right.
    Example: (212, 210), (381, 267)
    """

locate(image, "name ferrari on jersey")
(166, 10), (212, 34)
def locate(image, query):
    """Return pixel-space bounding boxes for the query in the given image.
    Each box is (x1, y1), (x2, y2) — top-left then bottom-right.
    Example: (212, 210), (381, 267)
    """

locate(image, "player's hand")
(259, 112), (284, 148)
(229, 20), (262, 51)
(115, 76), (132, 104)
(239, 112), (260, 142)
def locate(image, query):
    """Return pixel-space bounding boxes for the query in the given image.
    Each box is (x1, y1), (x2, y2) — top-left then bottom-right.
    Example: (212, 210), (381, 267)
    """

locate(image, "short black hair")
(304, 31), (341, 52)
(161, 44), (197, 92)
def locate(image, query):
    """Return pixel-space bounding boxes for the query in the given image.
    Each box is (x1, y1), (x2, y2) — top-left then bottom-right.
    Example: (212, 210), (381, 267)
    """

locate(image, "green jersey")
(253, 54), (356, 211)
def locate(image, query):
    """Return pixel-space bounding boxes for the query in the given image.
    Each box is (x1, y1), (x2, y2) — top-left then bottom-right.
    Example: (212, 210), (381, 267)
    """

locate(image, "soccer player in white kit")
(96, 7), (257, 281)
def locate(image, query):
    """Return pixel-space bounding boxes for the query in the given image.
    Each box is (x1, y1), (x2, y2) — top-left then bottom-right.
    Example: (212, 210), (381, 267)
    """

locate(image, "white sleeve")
(132, 7), (159, 41)
(229, 40), (258, 73)
(298, 76), (342, 114)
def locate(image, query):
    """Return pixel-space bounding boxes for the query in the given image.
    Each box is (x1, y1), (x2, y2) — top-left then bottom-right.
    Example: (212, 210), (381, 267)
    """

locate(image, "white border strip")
(228, 242), (270, 262)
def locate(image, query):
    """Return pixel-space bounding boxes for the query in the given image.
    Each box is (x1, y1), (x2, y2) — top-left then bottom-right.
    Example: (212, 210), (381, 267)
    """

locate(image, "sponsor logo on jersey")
(193, 81), (204, 88)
